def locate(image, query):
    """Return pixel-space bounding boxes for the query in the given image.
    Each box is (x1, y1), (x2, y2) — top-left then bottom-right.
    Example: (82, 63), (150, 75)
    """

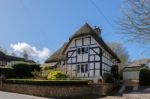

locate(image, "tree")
(120, 0), (150, 43)
(108, 42), (129, 72)
(23, 50), (29, 60)
(0, 46), (8, 54)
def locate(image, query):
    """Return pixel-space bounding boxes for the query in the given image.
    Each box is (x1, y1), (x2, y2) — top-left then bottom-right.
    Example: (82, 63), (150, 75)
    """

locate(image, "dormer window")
(77, 47), (89, 54)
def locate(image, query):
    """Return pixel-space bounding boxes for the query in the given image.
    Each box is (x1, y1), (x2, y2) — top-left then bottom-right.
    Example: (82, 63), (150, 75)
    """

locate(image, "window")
(85, 64), (88, 73)
(77, 48), (81, 54)
(84, 47), (89, 53)
(77, 47), (89, 54)
(76, 64), (89, 73)
(81, 64), (84, 73)
(77, 65), (80, 73)
(82, 48), (84, 53)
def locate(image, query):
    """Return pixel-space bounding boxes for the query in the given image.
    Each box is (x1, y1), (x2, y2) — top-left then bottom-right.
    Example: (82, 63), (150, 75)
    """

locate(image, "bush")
(41, 65), (50, 71)
(47, 70), (68, 80)
(102, 73), (114, 83)
(29, 64), (41, 71)
(12, 63), (32, 78)
(4, 79), (89, 86)
(139, 68), (150, 86)
(12, 63), (41, 78)
(0, 67), (15, 78)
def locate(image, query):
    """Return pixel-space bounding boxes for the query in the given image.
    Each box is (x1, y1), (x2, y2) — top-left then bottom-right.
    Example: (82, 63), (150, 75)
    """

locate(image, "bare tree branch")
(108, 42), (130, 72)
(119, 0), (150, 43)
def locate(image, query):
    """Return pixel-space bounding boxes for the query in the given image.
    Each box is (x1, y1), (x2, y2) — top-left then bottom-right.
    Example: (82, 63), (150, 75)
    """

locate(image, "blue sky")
(0, 0), (149, 61)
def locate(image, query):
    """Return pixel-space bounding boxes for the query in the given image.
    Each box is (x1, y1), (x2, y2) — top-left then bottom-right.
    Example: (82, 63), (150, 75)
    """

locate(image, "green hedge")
(12, 63), (40, 78)
(4, 79), (89, 86)
(0, 67), (15, 78)
(139, 68), (150, 86)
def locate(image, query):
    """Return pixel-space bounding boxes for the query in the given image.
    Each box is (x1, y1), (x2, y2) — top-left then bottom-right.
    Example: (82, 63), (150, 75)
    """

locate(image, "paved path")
(0, 91), (50, 99)
(103, 86), (150, 99)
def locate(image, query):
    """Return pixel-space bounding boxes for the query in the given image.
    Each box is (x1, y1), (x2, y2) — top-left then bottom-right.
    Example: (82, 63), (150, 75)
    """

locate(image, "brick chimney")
(94, 26), (101, 35)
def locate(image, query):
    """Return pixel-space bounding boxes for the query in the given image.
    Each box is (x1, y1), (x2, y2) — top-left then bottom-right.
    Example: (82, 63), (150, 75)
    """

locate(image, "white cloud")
(10, 42), (50, 63)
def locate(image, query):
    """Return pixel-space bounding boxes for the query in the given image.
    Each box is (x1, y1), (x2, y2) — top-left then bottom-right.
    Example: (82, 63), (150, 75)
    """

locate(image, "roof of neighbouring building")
(0, 51), (7, 59)
(123, 65), (146, 72)
(45, 23), (120, 63)
(128, 59), (150, 67)
(0, 51), (35, 63)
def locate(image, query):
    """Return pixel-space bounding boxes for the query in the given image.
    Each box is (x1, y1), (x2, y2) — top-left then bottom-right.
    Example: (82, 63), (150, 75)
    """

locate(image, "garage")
(123, 66), (144, 80)
(123, 67), (140, 80)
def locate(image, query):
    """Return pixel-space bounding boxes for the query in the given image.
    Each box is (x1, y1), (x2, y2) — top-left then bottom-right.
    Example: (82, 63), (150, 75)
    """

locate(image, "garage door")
(123, 71), (139, 80)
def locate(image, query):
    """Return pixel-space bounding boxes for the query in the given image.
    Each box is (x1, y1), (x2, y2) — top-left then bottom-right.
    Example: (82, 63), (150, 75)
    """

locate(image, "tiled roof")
(128, 59), (150, 67)
(123, 65), (146, 72)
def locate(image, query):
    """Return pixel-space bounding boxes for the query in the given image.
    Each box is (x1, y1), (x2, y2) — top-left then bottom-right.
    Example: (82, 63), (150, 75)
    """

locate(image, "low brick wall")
(0, 80), (116, 97)
(0, 83), (91, 97)
(91, 83), (116, 96)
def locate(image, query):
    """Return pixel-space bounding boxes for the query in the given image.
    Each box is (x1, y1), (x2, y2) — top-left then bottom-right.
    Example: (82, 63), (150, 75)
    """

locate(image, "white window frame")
(76, 64), (89, 73)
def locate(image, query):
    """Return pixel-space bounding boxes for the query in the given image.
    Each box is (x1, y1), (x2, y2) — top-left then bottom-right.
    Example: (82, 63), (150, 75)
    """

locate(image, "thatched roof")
(45, 23), (120, 63)
(45, 43), (67, 63)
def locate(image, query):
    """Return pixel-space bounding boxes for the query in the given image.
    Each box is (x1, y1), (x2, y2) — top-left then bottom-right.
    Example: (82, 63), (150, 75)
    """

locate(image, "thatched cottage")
(45, 23), (120, 80)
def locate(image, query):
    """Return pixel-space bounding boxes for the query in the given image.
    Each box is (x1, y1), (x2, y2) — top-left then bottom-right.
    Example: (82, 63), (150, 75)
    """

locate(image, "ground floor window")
(77, 64), (89, 73)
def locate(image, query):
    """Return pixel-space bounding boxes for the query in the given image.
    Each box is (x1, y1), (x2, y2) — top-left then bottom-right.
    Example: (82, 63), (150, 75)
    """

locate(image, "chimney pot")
(94, 26), (101, 35)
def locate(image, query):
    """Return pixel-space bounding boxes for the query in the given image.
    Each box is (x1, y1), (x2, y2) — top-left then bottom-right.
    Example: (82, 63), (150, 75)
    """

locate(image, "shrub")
(12, 63), (32, 78)
(47, 70), (68, 80)
(102, 73), (114, 83)
(4, 79), (89, 86)
(139, 68), (150, 86)
(0, 67), (15, 78)
(32, 70), (42, 79)
(41, 65), (50, 71)
(29, 64), (41, 71)
(12, 63), (41, 78)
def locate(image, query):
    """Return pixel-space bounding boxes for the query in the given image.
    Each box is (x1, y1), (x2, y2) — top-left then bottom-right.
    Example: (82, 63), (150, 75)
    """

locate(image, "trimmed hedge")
(4, 79), (89, 86)
(139, 68), (150, 86)
(12, 63), (40, 78)
(12, 63), (32, 78)
(0, 67), (15, 78)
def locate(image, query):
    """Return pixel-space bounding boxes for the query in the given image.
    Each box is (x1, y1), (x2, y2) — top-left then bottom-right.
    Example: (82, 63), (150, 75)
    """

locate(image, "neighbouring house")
(123, 59), (150, 81)
(0, 51), (35, 66)
(45, 23), (120, 81)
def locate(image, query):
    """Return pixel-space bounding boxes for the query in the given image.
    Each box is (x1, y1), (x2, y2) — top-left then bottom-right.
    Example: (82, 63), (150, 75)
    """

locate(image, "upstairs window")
(77, 48), (81, 54)
(84, 47), (89, 53)
(77, 47), (89, 54)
